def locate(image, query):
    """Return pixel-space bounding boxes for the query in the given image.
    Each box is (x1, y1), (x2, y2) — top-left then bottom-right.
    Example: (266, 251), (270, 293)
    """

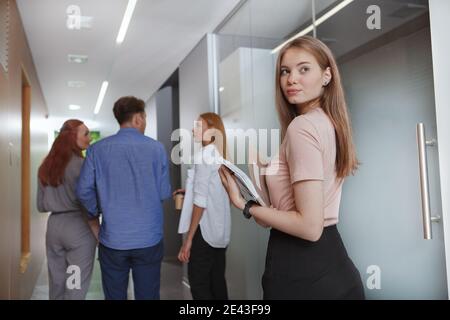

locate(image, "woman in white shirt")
(176, 112), (231, 300)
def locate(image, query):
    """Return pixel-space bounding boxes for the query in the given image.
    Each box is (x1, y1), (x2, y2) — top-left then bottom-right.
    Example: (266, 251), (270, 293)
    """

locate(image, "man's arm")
(76, 147), (100, 217)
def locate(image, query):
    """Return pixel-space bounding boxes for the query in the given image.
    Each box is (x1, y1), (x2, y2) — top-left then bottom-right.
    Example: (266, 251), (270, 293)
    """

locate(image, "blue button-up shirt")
(76, 128), (172, 250)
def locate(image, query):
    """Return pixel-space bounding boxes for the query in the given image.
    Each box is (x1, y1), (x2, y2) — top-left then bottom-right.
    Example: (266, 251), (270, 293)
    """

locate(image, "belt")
(51, 209), (81, 215)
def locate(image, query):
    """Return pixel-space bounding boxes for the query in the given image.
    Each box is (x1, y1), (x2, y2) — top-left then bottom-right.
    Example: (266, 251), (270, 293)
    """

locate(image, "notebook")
(220, 158), (270, 207)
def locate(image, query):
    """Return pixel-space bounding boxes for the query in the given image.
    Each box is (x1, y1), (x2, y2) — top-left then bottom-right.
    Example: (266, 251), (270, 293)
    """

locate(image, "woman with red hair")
(37, 119), (99, 300)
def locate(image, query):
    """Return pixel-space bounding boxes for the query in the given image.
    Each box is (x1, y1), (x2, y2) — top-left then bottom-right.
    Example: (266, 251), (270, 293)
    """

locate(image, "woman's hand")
(219, 166), (246, 210)
(178, 238), (192, 263)
(87, 217), (100, 243)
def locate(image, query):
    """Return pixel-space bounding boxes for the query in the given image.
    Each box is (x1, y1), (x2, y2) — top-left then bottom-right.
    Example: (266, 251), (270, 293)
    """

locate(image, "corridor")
(1, 0), (450, 301)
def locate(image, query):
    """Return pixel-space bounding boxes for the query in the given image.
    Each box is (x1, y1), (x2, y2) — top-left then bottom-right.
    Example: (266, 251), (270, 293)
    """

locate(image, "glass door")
(315, 0), (447, 299)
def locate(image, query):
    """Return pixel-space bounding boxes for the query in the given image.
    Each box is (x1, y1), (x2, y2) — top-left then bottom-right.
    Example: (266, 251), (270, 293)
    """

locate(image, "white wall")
(179, 34), (216, 184)
(429, 0), (450, 298)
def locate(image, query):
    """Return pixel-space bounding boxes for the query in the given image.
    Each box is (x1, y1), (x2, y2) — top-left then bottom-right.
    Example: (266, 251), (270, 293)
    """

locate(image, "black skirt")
(262, 225), (365, 300)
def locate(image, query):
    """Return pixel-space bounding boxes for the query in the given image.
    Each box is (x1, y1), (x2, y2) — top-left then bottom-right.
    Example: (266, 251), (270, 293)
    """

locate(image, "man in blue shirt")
(77, 96), (172, 300)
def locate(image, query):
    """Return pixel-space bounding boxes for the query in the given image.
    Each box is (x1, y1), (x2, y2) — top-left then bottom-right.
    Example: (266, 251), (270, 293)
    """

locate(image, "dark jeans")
(188, 229), (228, 300)
(98, 241), (163, 300)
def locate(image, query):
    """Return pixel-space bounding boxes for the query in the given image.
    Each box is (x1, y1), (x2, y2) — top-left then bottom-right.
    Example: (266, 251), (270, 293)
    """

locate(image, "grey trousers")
(46, 211), (97, 300)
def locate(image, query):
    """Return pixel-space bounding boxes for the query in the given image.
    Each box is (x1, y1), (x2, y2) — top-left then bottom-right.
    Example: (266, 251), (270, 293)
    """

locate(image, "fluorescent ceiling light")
(68, 81), (86, 88)
(68, 54), (88, 64)
(94, 81), (109, 115)
(69, 104), (81, 110)
(272, 0), (354, 54)
(116, 0), (138, 44)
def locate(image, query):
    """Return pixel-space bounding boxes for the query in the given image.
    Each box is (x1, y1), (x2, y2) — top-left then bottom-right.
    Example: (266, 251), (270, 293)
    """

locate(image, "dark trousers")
(188, 229), (228, 300)
(98, 241), (163, 300)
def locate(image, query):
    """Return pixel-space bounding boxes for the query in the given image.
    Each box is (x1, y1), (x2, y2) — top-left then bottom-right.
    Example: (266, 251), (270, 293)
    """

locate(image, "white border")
(429, 0), (450, 299)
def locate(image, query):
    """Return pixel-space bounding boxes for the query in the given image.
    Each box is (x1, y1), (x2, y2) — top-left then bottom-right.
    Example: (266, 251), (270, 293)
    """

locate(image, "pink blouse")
(266, 107), (343, 226)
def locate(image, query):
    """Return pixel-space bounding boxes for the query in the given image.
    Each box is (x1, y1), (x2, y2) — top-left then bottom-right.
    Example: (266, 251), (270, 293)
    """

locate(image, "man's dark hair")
(113, 96), (146, 125)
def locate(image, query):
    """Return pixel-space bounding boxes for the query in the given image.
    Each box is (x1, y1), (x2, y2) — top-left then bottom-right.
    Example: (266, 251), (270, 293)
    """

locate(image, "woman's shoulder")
(287, 107), (331, 137)
(70, 154), (84, 164)
(287, 113), (318, 136)
(66, 154), (84, 173)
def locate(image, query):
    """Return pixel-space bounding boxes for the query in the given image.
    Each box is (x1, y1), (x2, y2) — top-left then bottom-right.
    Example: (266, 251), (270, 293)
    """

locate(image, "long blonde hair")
(275, 35), (359, 178)
(199, 112), (228, 159)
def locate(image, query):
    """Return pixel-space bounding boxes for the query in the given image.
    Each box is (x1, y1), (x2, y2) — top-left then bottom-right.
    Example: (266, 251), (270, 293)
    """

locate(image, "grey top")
(37, 155), (86, 214)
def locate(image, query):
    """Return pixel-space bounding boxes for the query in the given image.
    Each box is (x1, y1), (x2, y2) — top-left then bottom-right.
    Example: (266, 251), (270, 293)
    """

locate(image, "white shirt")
(177, 144), (231, 248)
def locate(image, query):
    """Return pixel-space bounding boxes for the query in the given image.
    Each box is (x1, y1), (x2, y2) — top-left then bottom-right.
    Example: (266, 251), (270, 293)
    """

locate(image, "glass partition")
(213, 0), (447, 299)
(315, 0), (446, 299)
(213, 0), (322, 300)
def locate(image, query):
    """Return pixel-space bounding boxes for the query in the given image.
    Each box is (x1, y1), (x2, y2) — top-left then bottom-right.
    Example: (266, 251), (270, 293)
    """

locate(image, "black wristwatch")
(243, 200), (258, 219)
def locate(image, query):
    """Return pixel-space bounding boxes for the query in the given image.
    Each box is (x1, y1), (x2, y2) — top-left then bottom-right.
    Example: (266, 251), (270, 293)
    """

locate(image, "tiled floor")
(31, 250), (192, 300)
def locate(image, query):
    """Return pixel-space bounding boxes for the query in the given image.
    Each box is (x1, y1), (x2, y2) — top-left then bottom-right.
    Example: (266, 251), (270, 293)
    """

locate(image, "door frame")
(429, 0), (450, 298)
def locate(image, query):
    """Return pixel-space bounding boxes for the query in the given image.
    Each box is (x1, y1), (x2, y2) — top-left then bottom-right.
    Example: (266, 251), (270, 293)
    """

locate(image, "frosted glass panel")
(213, 0), (447, 299)
(217, 47), (279, 300)
(316, 0), (447, 299)
(219, 48), (278, 130)
(215, 0), (284, 298)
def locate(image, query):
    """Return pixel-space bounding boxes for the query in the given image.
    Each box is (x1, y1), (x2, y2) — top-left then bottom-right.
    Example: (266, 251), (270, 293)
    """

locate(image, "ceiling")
(17, 0), (429, 136)
(17, 0), (240, 135)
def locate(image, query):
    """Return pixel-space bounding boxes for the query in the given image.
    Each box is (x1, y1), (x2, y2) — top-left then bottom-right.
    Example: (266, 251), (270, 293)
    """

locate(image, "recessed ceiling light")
(219, 86), (225, 92)
(69, 104), (81, 110)
(68, 81), (86, 88)
(68, 54), (88, 64)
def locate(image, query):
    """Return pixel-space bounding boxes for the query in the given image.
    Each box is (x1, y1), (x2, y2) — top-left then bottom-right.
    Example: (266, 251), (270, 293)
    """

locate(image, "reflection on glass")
(316, 0), (430, 60)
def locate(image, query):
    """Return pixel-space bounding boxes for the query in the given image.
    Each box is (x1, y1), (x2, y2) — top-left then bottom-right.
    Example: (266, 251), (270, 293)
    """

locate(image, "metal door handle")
(416, 123), (440, 240)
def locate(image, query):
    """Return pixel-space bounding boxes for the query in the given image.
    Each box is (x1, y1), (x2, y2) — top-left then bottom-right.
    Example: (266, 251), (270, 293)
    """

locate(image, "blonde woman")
(176, 112), (231, 300)
(219, 36), (365, 299)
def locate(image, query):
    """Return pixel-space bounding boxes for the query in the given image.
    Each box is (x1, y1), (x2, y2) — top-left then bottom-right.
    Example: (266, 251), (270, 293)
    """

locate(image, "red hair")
(38, 119), (84, 187)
